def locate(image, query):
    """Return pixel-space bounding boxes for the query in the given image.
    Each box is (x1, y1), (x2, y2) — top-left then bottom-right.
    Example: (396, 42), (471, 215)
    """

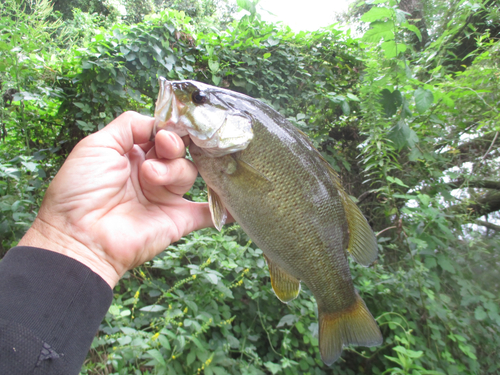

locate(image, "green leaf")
(277, 314), (298, 327)
(204, 273), (219, 284)
(360, 7), (394, 22)
(147, 349), (166, 366)
(140, 305), (167, 312)
(263, 52), (271, 59)
(346, 93), (359, 101)
(388, 120), (418, 149)
(414, 87), (434, 114)
(267, 36), (280, 46)
(393, 346), (423, 359)
(379, 89), (402, 117)
(21, 161), (38, 172)
(474, 306), (487, 320)
(402, 22), (422, 42)
(381, 40), (407, 58)
(187, 350), (196, 366)
(158, 335), (171, 350)
(437, 254), (455, 274)
(208, 59), (219, 73)
(264, 362), (282, 374)
(212, 75), (221, 86)
(417, 194), (431, 207)
(362, 21), (395, 43)
(341, 100), (350, 115)
(237, 0), (256, 14)
(386, 176), (409, 187)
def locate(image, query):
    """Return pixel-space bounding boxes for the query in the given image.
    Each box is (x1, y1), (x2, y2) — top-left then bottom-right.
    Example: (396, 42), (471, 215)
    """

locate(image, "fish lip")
(151, 77), (179, 140)
(151, 78), (233, 148)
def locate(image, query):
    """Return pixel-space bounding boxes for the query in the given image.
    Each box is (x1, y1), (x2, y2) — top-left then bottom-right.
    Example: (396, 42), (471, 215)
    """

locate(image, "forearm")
(0, 246), (113, 375)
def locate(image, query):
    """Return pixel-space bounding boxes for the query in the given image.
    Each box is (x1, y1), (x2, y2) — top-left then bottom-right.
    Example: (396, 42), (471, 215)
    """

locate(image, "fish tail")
(318, 292), (382, 366)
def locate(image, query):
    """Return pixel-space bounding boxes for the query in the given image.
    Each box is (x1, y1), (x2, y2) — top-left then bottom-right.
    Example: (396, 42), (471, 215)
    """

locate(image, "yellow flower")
(152, 332), (160, 341)
(183, 307), (188, 313)
(172, 355), (176, 360)
(134, 290), (140, 299)
(178, 322), (183, 327)
(207, 258), (211, 264)
(192, 274), (197, 279)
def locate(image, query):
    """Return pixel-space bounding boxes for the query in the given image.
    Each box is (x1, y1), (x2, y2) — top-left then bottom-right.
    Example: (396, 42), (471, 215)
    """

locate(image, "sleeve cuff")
(0, 246), (114, 374)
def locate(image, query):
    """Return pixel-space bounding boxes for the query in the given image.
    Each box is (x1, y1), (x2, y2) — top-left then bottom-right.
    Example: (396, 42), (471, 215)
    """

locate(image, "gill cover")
(153, 77), (253, 157)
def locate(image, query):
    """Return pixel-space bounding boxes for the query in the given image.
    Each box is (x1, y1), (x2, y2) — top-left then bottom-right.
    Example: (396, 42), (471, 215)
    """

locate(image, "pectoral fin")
(264, 255), (301, 303)
(235, 157), (272, 188)
(207, 186), (227, 231)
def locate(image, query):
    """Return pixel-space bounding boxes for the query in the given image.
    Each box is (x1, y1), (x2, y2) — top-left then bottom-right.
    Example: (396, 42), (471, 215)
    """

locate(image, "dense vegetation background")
(1, 0), (499, 374)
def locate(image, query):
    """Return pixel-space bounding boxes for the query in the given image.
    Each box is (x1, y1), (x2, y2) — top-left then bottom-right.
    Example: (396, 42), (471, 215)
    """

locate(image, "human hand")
(18, 111), (212, 287)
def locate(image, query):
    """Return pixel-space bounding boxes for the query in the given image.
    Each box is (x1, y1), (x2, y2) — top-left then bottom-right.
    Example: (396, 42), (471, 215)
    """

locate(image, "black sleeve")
(0, 246), (114, 375)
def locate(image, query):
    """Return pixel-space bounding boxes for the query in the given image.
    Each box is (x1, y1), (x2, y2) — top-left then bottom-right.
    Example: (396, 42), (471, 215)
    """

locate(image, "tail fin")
(319, 292), (382, 366)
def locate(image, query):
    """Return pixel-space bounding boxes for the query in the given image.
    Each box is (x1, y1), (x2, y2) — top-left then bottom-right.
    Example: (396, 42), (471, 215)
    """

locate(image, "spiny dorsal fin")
(264, 255), (301, 303)
(207, 186), (227, 231)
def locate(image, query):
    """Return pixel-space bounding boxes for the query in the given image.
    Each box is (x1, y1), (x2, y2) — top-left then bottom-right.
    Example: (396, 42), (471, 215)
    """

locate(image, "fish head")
(153, 77), (254, 157)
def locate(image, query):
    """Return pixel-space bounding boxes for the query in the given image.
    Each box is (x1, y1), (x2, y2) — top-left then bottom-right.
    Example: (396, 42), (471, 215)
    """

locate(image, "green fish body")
(153, 77), (382, 365)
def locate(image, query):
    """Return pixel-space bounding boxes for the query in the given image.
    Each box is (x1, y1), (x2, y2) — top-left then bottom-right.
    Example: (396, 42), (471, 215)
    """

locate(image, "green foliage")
(0, 0), (67, 253)
(1, 0), (500, 374)
(87, 227), (333, 374)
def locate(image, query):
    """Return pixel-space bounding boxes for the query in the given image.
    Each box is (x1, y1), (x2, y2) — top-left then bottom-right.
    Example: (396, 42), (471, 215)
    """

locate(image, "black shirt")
(0, 246), (113, 374)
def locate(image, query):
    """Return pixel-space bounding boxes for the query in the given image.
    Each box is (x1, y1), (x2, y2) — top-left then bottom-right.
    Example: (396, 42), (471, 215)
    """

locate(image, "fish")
(152, 77), (383, 365)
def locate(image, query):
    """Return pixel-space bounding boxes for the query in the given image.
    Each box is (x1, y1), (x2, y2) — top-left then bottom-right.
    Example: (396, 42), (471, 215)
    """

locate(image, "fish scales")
(193, 120), (356, 308)
(153, 78), (383, 365)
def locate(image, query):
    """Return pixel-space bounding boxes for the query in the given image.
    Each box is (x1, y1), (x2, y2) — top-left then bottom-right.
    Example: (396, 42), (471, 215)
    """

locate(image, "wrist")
(18, 217), (121, 288)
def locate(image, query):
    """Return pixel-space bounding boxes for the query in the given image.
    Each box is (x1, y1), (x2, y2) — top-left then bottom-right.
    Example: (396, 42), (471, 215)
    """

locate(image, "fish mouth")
(151, 77), (188, 140)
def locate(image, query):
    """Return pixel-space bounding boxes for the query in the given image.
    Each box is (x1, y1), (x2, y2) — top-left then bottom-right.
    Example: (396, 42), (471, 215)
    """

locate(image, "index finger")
(84, 111), (155, 155)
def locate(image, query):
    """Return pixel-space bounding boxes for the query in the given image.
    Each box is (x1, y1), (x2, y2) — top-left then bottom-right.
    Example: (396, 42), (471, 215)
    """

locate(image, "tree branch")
(457, 132), (498, 156)
(475, 220), (500, 232)
(447, 179), (500, 191)
(419, 179), (500, 196)
(449, 190), (500, 218)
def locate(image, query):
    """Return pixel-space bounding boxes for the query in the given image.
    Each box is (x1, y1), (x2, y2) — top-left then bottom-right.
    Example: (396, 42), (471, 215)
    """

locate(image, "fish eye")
(192, 90), (207, 104)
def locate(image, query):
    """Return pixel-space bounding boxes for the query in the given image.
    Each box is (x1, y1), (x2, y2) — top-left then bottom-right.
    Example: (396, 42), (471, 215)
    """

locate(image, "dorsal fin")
(336, 187), (378, 266)
(294, 128), (378, 266)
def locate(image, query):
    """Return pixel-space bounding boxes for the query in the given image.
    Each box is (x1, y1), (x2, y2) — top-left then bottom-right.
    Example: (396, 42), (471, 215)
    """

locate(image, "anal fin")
(207, 186), (227, 231)
(319, 291), (383, 366)
(264, 255), (301, 303)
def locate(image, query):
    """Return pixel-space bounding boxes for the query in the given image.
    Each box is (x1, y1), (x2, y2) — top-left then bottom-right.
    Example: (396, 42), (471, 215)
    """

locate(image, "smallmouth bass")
(153, 77), (383, 365)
